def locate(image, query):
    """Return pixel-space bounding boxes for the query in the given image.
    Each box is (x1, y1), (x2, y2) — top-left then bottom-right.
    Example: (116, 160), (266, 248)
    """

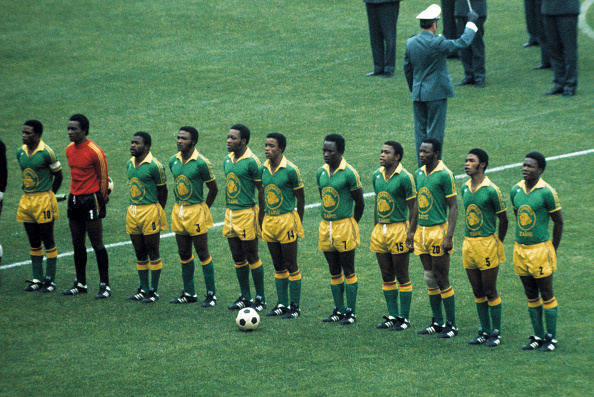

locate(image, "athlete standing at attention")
(462, 149), (508, 347)
(406, 138), (458, 338)
(511, 152), (563, 352)
(63, 114), (111, 299)
(16, 120), (63, 292)
(223, 124), (266, 312)
(259, 133), (305, 319)
(371, 141), (416, 331)
(317, 134), (365, 325)
(169, 126), (219, 306)
(125, 131), (168, 304)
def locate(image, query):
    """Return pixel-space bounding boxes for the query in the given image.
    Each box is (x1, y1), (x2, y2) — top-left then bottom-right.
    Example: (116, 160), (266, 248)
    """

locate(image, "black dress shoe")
(533, 64), (551, 70)
(523, 41), (538, 47)
(383, 72), (394, 78)
(562, 90), (575, 97)
(366, 71), (383, 77)
(474, 80), (485, 88)
(455, 78), (474, 86)
(544, 87), (563, 96)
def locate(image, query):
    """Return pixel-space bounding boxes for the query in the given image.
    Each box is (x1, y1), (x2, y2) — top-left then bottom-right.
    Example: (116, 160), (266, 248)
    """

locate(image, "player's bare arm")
(157, 184), (168, 210)
(550, 210), (563, 252)
(205, 180), (218, 208)
(351, 187), (365, 223)
(496, 210), (508, 243)
(295, 186), (305, 223)
(444, 195), (458, 251)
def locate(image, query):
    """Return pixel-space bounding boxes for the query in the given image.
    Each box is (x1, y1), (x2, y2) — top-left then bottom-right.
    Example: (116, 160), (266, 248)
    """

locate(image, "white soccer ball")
(107, 177), (114, 196)
(236, 307), (260, 332)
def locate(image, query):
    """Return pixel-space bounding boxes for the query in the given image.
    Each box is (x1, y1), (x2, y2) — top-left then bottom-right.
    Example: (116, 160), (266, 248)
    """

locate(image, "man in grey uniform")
(403, 4), (478, 167)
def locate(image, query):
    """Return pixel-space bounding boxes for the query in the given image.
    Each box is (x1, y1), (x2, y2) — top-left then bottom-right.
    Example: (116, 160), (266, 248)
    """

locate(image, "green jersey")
(372, 163), (416, 224)
(461, 176), (506, 238)
(126, 152), (167, 205)
(510, 178), (561, 245)
(414, 161), (456, 227)
(259, 156), (304, 215)
(17, 141), (61, 193)
(317, 158), (362, 221)
(169, 149), (215, 205)
(224, 147), (261, 210)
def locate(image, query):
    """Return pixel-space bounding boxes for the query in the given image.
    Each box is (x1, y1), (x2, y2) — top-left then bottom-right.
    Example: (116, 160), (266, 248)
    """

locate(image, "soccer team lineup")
(5, 113), (566, 350)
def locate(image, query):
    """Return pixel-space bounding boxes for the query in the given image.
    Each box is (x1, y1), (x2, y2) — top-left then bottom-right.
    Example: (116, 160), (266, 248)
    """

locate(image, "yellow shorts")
(262, 210), (305, 244)
(318, 217), (360, 252)
(171, 202), (213, 236)
(462, 235), (505, 270)
(513, 241), (557, 278)
(126, 203), (167, 235)
(16, 191), (59, 223)
(223, 206), (262, 240)
(370, 221), (410, 254)
(413, 222), (453, 257)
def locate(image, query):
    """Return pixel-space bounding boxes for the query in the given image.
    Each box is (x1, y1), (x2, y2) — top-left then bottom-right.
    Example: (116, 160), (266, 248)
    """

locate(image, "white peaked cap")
(416, 4), (441, 20)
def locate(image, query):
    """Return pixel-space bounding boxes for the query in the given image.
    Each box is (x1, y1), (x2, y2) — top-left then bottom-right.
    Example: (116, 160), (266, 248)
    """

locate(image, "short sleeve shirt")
(259, 156), (304, 215)
(414, 161), (456, 227)
(510, 178), (561, 245)
(461, 176), (506, 238)
(317, 158), (362, 221)
(126, 152), (167, 205)
(66, 139), (109, 197)
(169, 149), (215, 205)
(224, 147), (261, 210)
(372, 163), (416, 224)
(17, 140), (61, 193)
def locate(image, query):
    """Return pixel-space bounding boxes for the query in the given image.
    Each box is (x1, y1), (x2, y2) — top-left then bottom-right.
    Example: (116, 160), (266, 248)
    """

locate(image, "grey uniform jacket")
(403, 26), (477, 102)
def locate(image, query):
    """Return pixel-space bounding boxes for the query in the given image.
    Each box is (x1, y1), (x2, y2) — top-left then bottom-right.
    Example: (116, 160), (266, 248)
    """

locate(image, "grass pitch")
(1, 1), (593, 395)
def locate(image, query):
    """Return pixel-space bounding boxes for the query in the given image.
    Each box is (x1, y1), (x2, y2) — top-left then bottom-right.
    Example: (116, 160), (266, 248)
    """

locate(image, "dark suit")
(364, 0), (402, 75)
(441, 0), (457, 40)
(404, 24), (477, 165)
(524, 0), (539, 45)
(533, 0), (550, 66)
(542, 0), (580, 94)
(455, 0), (487, 83)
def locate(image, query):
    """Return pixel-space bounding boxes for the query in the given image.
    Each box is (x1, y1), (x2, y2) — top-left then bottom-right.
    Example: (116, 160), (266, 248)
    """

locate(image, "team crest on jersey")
(265, 184), (283, 210)
(129, 177), (145, 203)
(22, 168), (39, 192)
(376, 191), (395, 218)
(321, 187), (340, 213)
(417, 187), (433, 214)
(517, 205), (536, 231)
(227, 173), (241, 199)
(175, 175), (193, 201)
(466, 204), (483, 231)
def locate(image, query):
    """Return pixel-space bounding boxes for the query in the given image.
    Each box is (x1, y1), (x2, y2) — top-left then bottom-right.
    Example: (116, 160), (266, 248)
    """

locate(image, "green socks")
(182, 257), (196, 296)
(235, 261), (251, 300)
(476, 298), (491, 332)
(201, 256), (216, 294)
(249, 260), (265, 301)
